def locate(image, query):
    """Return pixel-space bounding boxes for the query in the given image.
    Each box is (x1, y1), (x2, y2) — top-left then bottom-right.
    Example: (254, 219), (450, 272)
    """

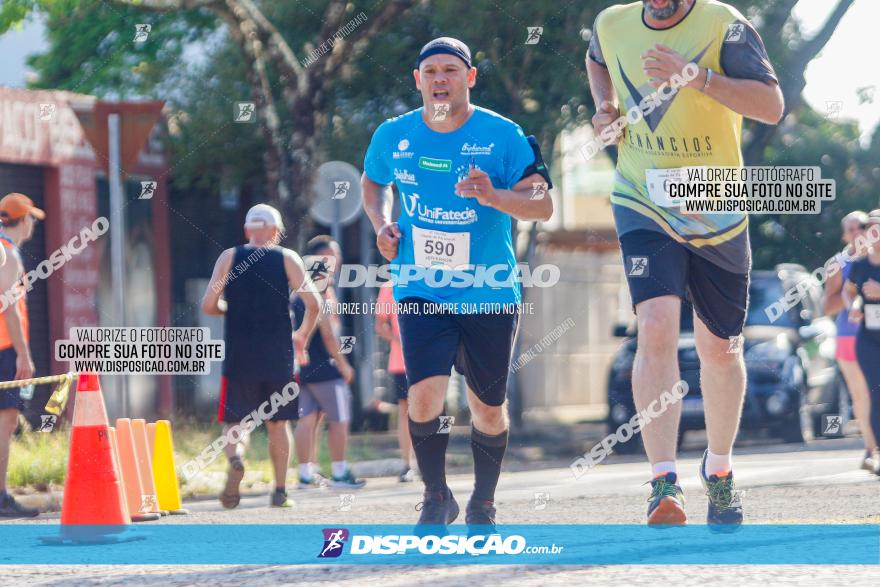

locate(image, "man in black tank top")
(202, 204), (321, 508)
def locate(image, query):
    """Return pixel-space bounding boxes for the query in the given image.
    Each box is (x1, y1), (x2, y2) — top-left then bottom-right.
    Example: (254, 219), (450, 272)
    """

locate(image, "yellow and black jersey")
(589, 0), (777, 274)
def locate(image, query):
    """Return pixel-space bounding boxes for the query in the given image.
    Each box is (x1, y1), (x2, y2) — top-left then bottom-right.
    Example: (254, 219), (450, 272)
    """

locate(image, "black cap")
(416, 37), (472, 69)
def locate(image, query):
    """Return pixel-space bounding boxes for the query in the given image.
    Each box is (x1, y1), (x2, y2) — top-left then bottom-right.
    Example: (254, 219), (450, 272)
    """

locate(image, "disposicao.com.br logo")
(318, 528), (563, 558)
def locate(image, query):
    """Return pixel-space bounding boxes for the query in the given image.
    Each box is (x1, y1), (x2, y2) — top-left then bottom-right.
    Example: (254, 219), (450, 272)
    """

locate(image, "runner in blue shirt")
(362, 37), (553, 533)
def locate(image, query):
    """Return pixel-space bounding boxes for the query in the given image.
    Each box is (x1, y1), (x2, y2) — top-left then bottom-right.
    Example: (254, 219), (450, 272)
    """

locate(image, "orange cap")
(0, 193), (45, 222)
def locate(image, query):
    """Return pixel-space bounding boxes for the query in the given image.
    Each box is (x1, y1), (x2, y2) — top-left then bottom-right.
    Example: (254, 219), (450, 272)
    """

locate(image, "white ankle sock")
(299, 463), (311, 480)
(651, 461), (677, 478)
(331, 461), (348, 478)
(705, 451), (732, 476)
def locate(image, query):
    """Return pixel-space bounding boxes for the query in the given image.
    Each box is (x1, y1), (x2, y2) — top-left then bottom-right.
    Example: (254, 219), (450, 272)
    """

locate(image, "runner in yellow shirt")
(586, 0), (784, 528)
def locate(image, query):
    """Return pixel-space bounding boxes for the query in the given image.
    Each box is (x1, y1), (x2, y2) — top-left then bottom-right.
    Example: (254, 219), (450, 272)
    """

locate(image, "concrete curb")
(350, 458), (405, 478)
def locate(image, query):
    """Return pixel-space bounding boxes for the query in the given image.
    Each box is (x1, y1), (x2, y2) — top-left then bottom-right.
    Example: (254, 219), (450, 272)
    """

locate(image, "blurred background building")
(0, 87), (171, 423)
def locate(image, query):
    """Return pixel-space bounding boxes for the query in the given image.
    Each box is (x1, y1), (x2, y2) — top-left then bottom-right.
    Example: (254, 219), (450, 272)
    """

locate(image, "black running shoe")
(0, 492), (39, 518)
(415, 487), (459, 535)
(646, 472), (686, 526)
(699, 450), (743, 531)
(465, 497), (497, 537)
(330, 470), (366, 489)
(270, 488), (294, 508)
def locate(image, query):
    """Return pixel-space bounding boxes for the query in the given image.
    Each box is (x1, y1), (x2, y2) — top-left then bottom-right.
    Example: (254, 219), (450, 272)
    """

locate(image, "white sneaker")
(860, 451), (874, 472)
(298, 472), (328, 489)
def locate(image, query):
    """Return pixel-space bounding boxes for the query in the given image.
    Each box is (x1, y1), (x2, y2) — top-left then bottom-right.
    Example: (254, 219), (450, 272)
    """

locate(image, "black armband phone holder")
(519, 134), (553, 189)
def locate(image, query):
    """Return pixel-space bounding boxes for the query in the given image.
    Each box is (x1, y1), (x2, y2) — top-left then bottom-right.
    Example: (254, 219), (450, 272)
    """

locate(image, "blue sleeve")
(720, 20), (778, 84)
(363, 122), (393, 185)
(503, 124), (536, 189)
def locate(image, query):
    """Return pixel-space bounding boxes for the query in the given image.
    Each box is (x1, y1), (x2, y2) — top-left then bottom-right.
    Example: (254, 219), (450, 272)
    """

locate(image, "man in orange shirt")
(0, 193), (41, 518)
(375, 282), (415, 482)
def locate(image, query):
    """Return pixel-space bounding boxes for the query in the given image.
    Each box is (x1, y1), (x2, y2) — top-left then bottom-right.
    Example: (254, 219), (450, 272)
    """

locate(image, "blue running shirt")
(364, 106), (535, 306)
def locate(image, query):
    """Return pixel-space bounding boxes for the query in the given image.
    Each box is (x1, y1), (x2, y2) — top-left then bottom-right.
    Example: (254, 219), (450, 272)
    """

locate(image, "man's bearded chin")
(643, 0), (681, 20)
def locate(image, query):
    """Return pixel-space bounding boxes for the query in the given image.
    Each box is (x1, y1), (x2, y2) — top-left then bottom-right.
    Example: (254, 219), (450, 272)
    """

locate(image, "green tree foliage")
(2, 0), (872, 269)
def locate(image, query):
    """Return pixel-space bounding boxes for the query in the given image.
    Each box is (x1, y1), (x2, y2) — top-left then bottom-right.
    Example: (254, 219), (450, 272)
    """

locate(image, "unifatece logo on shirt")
(402, 193), (477, 225)
(418, 156), (453, 172)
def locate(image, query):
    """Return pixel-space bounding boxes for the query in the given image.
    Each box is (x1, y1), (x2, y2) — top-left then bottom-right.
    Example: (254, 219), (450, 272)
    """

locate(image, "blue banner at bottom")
(0, 524), (877, 564)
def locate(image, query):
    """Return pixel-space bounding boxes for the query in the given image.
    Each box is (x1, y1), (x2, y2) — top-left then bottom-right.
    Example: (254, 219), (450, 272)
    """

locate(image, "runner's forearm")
(296, 292), (321, 346)
(489, 188), (552, 221)
(362, 174), (393, 233)
(823, 270), (845, 315)
(202, 249), (233, 315)
(700, 71), (784, 125)
(1, 309), (29, 362)
(318, 316), (349, 367)
(375, 319), (396, 343)
(587, 58), (617, 110)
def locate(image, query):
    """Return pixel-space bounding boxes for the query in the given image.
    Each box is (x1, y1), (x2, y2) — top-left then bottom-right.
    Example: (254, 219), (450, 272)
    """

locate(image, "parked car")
(607, 264), (850, 453)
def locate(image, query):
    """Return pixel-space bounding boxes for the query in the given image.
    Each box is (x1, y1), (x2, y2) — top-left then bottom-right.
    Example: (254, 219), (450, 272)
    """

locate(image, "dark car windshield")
(746, 277), (800, 328)
(679, 276), (800, 332)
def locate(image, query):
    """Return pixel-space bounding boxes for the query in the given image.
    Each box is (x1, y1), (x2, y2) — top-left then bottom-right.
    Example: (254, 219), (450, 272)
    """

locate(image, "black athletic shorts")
(619, 230), (749, 339)
(397, 298), (519, 407)
(0, 348), (23, 411)
(390, 373), (409, 403)
(217, 376), (299, 423)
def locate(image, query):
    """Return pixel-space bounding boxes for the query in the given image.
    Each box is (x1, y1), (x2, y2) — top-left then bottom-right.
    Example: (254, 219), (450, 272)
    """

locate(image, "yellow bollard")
(151, 420), (189, 515)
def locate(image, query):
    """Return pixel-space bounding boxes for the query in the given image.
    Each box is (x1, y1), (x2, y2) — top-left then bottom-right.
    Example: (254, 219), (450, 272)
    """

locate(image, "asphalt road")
(2, 438), (878, 585)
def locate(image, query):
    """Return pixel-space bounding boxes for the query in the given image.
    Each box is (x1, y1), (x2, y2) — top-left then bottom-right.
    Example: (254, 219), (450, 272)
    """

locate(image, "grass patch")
(8, 431), (68, 490)
(172, 420), (385, 476)
(7, 419), (388, 492)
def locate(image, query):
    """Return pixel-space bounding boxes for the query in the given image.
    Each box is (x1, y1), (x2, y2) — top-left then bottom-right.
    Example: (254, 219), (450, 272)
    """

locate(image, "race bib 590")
(412, 226), (470, 269)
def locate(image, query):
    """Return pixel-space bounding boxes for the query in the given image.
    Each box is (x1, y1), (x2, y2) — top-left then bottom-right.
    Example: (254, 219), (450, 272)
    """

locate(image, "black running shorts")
(619, 230), (749, 339)
(397, 298), (518, 407)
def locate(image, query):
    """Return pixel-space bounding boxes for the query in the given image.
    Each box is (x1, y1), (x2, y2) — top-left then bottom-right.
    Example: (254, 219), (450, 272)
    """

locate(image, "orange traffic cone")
(147, 422), (156, 459)
(50, 374), (135, 543)
(108, 427), (131, 522)
(132, 418), (167, 516)
(116, 418), (161, 522)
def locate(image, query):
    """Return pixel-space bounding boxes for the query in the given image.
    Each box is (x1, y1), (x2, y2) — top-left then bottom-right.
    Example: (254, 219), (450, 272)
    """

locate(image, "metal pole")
(358, 212), (375, 413)
(331, 197), (342, 245)
(108, 114), (128, 416)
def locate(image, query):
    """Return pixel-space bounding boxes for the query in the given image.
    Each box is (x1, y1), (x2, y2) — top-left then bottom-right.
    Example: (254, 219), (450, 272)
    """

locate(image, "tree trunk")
(285, 77), (328, 248)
